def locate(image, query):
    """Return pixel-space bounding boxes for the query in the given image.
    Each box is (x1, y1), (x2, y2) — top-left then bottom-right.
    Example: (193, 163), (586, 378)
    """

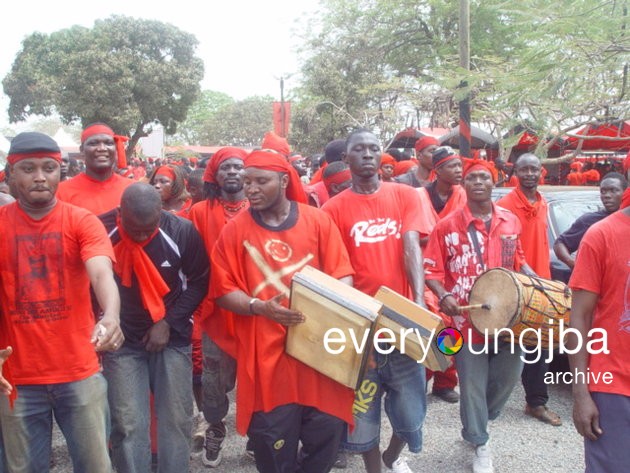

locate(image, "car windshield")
(549, 199), (603, 237)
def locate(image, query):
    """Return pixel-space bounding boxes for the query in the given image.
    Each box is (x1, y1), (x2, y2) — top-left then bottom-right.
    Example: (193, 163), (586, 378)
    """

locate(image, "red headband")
(203, 147), (248, 184)
(261, 131), (290, 157)
(434, 154), (461, 169)
(7, 151), (62, 165)
(323, 169), (352, 188)
(463, 159), (496, 182)
(394, 160), (417, 176)
(81, 123), (128, 169)
(155, 166), (176, 181)
(414, 136), (439, 153)
(244, 150), (307, 203)
(380, 153), (396, 167)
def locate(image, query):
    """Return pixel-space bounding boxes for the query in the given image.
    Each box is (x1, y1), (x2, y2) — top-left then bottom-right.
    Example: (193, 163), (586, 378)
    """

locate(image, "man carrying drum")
(424, 158), (534, 473)
(497, 153), (562, 427)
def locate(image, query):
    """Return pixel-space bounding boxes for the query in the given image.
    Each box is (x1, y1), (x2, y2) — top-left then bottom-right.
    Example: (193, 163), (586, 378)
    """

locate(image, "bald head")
(514, 153), (542, 190)
(120, 183), (162, 242)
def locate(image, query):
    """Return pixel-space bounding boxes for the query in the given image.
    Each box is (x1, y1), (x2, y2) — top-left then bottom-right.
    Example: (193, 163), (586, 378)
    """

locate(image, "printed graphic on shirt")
(349, 218), (401, 247)
(444, 231), (484, 302)
(14, 232), (66, 323)
(244, 239), (313, 298)
(622, 262), (630, 334)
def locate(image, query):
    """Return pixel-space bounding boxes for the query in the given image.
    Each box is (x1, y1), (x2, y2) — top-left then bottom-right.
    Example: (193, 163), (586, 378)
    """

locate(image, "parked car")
(492, 185), (602, 283)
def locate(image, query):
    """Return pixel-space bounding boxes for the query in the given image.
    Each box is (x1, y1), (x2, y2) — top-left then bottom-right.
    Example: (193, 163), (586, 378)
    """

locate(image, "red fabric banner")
(272, 101), (291, 138)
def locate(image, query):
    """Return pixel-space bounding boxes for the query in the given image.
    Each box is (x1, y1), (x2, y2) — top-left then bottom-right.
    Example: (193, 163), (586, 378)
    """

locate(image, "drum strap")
(467, 222), (486, 271)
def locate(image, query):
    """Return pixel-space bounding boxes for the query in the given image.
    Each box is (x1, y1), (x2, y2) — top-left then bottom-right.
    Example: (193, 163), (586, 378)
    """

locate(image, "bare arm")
(553, 240), (575, 269)
(425, 279), (459, 317)
(85, 255), (124, 351)
(0, 347), (13, 396)
(568, 289), (601, 441)
(403, 231), (427, 308)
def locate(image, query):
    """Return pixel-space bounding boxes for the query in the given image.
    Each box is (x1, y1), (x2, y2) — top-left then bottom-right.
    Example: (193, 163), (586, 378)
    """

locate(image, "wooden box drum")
(287, 265), (381, 389)
(468, 268), (571, 348)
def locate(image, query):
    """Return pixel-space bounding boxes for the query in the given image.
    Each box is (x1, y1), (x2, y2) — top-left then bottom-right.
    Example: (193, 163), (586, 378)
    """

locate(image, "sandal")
(525, 405), (562, 426)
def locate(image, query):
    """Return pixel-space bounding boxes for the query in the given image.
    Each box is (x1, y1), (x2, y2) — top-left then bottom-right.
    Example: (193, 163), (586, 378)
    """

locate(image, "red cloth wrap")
(434, 153), (460, 169)
(244, 150), (307, 203)
(81, 124), (128, 169)
(7, 151), (62, 165)
(463, 159), (496, 182)
(380, 153), (396, 167)
(261, 131), (290, 157)
(323, 169), (352, 188)
(113, 216), (169, 322)
(155, 166), (176, 181)
(414, 136), (439, 153)
(394, 160), (417, 176)
(203, 147), (248, 184)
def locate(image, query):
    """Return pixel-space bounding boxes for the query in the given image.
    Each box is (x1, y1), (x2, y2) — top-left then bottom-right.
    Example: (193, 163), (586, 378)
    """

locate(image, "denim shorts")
(341, 349), (427, 453)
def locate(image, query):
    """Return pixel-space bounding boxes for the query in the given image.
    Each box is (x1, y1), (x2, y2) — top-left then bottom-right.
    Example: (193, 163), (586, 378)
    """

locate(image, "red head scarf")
(570, 161), (584, 172)
(261, 131), (291, 157)
(203, 147), (248, 184)
(394, 160), (417, 176)
(81, 123), (129, 169)
(623, 150), (630, 173)
(155, 166), (176, 181)
(323, 168), (352, 189)
(380, 153), (396, 167)
(414, 136), (440, 154)
(244, 150), (307, 203)
(463, 159), (496, 182)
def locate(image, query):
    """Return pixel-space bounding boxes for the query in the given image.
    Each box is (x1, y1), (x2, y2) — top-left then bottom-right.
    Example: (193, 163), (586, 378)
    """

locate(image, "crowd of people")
(0, 123), (627, 473)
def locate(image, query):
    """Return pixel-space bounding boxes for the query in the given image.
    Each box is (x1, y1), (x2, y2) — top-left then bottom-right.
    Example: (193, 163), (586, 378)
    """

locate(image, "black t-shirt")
(555, 209), (610, 253)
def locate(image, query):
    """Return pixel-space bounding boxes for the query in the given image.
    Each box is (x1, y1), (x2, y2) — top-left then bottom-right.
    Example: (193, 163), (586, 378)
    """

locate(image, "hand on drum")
(258, 294), (306, 326)
(573, 392), (603, 441)
(438, 294), (460, 317)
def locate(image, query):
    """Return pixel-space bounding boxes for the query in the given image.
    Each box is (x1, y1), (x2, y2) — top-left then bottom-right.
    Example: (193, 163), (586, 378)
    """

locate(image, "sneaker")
(192, 413), (209, 452)
(472, 444), (494, 473)
(389, 456), (413, 473)
(202, 422), (226, 468)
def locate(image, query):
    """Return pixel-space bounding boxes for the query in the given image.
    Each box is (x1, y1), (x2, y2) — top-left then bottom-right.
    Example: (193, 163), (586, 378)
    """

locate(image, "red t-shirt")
(322, 182), (423, 298)
(0, 201), (115, 384)
(57, 172), (133, 216)
(569, 211), (630, 396)
(211, 202), (355, 434)
(497, 188), (550, 278)
(567, 172), (584, 186)
(424, 204), (525, 343)
(417, 185), (467, 240)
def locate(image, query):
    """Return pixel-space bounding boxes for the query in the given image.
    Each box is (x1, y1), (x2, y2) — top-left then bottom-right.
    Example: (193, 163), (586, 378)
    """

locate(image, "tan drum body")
(468, 268), (571, 347)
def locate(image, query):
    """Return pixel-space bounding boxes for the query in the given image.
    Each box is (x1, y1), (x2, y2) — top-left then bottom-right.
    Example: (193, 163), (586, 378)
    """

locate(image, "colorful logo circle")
(436, 328), (464, 355)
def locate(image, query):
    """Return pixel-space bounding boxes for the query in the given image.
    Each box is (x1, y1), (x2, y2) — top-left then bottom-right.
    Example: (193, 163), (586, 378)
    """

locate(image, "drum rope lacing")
(520, 274), (571, 318)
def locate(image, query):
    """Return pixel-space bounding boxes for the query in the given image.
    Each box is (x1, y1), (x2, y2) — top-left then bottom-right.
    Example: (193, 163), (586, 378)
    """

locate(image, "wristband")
(438, 292), (454, 306)
(249, 297), (260, 315)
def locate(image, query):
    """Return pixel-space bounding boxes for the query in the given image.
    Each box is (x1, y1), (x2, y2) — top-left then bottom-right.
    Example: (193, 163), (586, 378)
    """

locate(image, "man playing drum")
(497, 153), (562, 427)
(424, 158), (534, 473)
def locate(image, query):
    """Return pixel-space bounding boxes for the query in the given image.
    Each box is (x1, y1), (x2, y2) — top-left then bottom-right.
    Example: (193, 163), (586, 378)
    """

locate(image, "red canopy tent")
(387, 127), (449, 149)
(565, 120), (630, 152)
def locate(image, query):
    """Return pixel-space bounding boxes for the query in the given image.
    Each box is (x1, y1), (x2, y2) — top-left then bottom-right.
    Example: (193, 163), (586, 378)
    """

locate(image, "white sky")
(0, 0), (321, 128)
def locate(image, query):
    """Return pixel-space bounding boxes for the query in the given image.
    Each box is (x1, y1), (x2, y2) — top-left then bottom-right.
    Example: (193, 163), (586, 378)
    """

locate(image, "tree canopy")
(293, 0), (630, 157)
(3, 15), (204, 155)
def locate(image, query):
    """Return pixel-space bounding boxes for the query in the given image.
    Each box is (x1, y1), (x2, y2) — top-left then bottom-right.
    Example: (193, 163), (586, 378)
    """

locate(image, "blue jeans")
(0, 373), (111, 473)
(342, 349), (427, 454)
(102, 344), (193, 473)
(456, 341), (523, 446)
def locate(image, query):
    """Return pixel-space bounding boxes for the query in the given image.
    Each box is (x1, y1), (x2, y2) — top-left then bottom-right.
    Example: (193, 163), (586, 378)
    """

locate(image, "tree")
(170, 90), (234, 144)
(3, 15), (204, 155)
(295, 0), (630, 158)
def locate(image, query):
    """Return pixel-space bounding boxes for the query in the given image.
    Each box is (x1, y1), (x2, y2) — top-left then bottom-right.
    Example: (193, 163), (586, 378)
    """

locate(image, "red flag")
(273, 101), (291, 138)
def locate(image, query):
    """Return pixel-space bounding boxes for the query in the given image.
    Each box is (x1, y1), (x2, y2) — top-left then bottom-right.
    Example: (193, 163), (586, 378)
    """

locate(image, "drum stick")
(458, 303), (490, 311)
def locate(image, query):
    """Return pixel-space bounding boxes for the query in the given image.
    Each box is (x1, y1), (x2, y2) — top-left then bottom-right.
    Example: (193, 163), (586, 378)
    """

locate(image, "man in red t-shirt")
(497, 153), (561, 427)
(0, 132), (123, 473)
(57, 122), (133, 215)
(211, 150), (354, 473)
(189, 146), (249, 466)
(323, 129), (427, 473)
(424, 159), (532, 473)
(569, 204), (630, 472)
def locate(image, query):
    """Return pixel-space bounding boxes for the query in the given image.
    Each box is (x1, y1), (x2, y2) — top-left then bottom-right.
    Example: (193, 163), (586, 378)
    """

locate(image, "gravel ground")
(50, 373), (584, 473)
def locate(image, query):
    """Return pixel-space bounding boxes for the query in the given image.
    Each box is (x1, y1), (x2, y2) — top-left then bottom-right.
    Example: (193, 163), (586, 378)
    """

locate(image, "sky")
(0, 0), (322, 129)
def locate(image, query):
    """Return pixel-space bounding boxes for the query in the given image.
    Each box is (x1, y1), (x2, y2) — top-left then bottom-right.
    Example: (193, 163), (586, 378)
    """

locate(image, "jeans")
(0, 373), (111, 473)
(342, 349), (427, 454)
(102, 344), (193, 473)
(201, 332), (236, 425)
(456, 341), (523, 445)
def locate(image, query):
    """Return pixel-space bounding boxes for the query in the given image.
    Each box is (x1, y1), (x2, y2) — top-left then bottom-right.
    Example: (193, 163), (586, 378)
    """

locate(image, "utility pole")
(459, 0), (471, 158)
